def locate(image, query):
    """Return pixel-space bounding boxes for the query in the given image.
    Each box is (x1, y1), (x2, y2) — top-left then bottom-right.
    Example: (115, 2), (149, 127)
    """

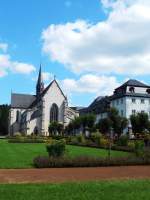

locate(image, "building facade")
(9, 67), (79, 136)
(110, 79), (150, 119)
(80, 79), (150, 123)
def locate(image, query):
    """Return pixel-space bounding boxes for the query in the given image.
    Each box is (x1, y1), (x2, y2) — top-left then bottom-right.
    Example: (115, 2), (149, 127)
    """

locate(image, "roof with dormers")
(116, 79), (150, 90)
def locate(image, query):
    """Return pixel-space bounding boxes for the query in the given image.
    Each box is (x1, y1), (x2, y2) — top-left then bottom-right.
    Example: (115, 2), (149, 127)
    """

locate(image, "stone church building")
(9, 67), (79, 136)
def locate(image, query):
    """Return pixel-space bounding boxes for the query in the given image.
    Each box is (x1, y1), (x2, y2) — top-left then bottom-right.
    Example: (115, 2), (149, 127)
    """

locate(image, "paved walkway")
(0, 166), (150, 183)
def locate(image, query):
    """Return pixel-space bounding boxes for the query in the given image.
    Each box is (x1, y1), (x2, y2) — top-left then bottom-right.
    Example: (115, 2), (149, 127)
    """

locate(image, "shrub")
(46, 139), (66, 158)
(13, 132), (22, 138)
(76, 134), (85, 144)
(33, 155), (150, 168)
(127, 140), (135, 149)
(90, 132), (102, 146)
(117, 135), (129, 146)
(134, 140), (145, 157)
(100, 138), (109, 148)
(8, 138), (45, 143)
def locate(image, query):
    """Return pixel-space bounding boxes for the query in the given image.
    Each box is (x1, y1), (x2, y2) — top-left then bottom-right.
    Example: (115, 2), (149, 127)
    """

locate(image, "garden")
(5, 108), (150, 168)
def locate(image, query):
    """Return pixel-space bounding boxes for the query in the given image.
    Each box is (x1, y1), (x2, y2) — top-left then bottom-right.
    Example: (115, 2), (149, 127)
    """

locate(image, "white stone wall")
(42, 81), (66, 135)
(111, 96), (150, 119)
(10, 81), (79, 136)
(111, 97), (126, 117)
(126, 86), (149, 94)
(9, 108), (26, 134)
(126, 97), (150, 118)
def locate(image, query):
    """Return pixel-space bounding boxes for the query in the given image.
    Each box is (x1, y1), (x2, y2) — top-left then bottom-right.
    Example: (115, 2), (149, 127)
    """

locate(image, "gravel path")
(0, 166), (150, 183)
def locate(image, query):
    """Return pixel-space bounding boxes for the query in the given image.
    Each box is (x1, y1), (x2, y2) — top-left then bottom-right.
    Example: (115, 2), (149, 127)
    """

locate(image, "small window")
(132, 110), (136, 115)
(146, 89), (150, 94)
(117, 99), (119, 105)
(121, 110), (123, 116)
(132, 98), (136, 103)
(129, 87), (135, 93)
(141, 99), (145, 104)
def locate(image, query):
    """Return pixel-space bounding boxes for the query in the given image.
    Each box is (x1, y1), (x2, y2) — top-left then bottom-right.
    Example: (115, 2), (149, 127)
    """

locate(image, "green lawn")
(0, 180), (150, 200)
(0, 140), (130, 168)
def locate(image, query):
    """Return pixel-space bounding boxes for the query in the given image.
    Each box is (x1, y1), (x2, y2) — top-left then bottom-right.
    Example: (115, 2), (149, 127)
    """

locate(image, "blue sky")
(1, 0), (150, 106)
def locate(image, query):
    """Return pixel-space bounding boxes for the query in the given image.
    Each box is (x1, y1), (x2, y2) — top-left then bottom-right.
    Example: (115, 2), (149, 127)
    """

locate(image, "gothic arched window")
(16, 110), (20, 123)
(50, 103), (59, 122)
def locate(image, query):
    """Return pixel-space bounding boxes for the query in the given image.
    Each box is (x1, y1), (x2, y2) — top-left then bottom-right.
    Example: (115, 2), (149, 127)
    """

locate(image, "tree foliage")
(48, 122), (64, 135)
(130, 112), (150, 133)
(0, 104), (10, 135)
(66, 114), (96, 134)
(97, 108), (128, 135)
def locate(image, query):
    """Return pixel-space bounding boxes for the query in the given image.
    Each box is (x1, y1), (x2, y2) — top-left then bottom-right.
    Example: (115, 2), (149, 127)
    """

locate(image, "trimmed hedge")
(33, 155), (150, 168)
(8, 138), (46, 143)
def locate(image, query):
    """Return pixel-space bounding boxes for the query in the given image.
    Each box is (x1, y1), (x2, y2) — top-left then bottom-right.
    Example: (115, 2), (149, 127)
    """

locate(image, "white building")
(110, 79), (150, 119)
(80, 79), (150, 122)
(9, 67), (79, 136)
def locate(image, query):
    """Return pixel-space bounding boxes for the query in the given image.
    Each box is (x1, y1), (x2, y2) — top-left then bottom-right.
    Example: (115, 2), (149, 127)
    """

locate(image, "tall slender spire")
(36, 64), (44, 99)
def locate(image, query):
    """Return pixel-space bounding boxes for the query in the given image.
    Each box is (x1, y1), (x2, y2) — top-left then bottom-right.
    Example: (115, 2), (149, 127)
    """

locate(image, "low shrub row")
(33, 155), (150, 168)
(8, 138), (46, 143)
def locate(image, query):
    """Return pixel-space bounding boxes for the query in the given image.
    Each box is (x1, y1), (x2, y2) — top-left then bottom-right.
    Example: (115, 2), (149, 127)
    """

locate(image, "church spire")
(36, 64), (44, 99)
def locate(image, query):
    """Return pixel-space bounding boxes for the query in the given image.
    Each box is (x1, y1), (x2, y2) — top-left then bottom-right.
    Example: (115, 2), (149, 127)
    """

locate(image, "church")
(9, 66), (79, 136)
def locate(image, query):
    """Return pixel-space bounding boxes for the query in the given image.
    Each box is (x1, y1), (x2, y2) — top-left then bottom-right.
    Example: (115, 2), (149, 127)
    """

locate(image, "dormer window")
(146, 89), (150, 94)
(129, 86), (135, 93)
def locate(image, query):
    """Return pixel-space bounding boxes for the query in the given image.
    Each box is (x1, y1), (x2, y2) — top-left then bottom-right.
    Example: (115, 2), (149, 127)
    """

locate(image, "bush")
(33, 155), (150, 168)
(76, 134), (85, 144)
(13, 132), (22, 138)
(100, 138), (109, 148)
(134, 140), (145, 157)
(90, 132), (102, 146)
(117, 135), (129, 146)
(127, 140), (135, 149)
(8, 138), (46, 143)
(46, 139), (66, 158)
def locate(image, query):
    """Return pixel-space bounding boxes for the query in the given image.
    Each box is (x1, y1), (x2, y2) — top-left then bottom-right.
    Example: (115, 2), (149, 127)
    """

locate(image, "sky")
(1, 0), (150, 107)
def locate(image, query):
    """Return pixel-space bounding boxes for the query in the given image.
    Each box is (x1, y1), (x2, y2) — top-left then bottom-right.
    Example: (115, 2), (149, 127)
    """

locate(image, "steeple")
(36, 65), (44, 99)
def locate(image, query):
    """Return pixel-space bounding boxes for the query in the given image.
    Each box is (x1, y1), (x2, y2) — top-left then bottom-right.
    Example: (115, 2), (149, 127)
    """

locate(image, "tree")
(97, 118), (112, 134)
(48, 122), (64, 135)
(97, 108), (128, 136)
(0, 104), (10, 135)
(65, 114), (96, 135)
(130, 112), (150, 133)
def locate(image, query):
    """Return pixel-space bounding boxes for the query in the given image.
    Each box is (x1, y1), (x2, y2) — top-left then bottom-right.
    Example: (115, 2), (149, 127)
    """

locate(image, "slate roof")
(11, 93), (36, 109)
(80, 96), (110, 115)
(116, 79), (150, 90)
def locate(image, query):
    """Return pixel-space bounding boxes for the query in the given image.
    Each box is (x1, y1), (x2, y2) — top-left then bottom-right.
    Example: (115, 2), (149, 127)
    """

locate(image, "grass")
(0, 140), (130, 168)
(0, 180), (150, 200)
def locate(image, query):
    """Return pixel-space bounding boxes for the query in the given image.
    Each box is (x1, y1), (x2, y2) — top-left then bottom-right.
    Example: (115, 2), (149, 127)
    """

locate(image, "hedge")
(33, 155), (150, 168)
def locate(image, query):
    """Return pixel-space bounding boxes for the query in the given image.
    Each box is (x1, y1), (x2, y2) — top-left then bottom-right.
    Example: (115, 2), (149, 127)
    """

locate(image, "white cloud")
(42, 0), (150, 75)
(0, 53), (35, 77)
(61, 74), (119, 96)
(11, 62), (36, 74)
